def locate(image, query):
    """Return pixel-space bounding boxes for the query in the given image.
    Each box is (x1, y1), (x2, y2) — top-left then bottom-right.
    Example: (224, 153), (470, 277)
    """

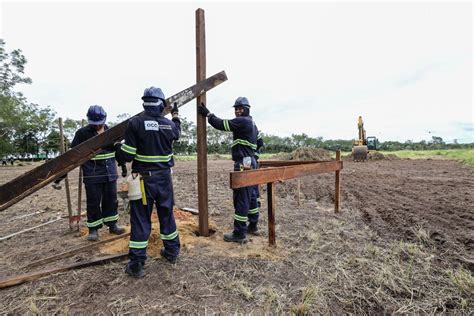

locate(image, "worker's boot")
(87, 229), (99, 241)
(125, 262), (145, 278)
(223, 232), (247, 243)
(109, 223), (126, 235)
(160, 249), (178, 264)
(247, 222), (259, 236)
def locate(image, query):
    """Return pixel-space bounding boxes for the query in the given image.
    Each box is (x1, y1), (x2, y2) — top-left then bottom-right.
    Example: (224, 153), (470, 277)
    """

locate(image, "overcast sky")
(1, 1), (472, 143)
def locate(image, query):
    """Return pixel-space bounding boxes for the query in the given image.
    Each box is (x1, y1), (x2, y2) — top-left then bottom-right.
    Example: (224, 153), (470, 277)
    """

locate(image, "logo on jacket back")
(144, 121), (159, 131)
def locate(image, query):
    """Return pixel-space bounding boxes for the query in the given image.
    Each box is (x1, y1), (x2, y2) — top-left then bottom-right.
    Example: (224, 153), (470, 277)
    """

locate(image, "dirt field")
(0, 158), (473, 314)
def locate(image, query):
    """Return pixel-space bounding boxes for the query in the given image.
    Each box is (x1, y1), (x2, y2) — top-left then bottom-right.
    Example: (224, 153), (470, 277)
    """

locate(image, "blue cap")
(86, 105), (107, 125)
(142, 86), (166, 106)
(233, 97), (250, 108)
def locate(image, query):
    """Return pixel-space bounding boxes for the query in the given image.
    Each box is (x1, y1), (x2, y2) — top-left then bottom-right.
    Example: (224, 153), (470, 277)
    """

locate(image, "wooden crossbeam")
(0, 71), (227, 212)
(259, 160), (331, 168)
(23, 233), (131, 269)
(0, 253), (127, 289)
(230, 161), (343, 189)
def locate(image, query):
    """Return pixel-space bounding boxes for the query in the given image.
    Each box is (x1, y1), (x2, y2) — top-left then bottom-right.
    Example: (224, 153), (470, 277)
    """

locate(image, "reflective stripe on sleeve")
(91, 152), (115, 160)
(121, 144), (137, 155)
(223, 119), (230, 131)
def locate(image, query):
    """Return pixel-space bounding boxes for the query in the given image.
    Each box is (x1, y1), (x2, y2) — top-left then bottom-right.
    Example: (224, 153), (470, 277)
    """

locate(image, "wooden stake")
(76, 119), (86, 230)
(59, 118), (73, 230)
(0, 253), (127, 289)
(23, 232), (130, 269)
(196, 8), (209, 236)
(335, 150), (341, 213)
(267, 182), (276, 246)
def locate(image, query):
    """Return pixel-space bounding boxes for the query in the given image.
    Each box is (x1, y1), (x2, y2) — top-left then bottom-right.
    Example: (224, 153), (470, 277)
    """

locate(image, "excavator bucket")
(352, 145), (368, 161)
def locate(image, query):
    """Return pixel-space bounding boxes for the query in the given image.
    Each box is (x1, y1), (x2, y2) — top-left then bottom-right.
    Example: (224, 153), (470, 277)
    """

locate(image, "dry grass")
(290, 286), (317, 315)
(447, 267), (474, 298)
(273, 204), (473, 314)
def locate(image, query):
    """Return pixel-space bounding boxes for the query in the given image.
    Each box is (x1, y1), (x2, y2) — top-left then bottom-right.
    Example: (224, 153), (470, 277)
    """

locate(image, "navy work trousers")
(84, 181), (118, 231)
(233, 157), (259, 235)
(128, 168), (180, 265)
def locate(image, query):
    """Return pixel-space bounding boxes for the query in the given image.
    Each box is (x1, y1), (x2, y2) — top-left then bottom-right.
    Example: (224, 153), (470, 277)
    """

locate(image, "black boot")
(125, 262), (145, 278)
(160, 249), (178, 264)
(247, 222), (259, 236)
(223, 232), (247, 243)
(109, 223), (125, 235)
(87, 229), (99, 241)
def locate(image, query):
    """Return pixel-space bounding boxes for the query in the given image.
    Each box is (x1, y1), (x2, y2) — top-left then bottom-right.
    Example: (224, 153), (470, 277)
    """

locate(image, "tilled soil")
(0, 158), (472, 314)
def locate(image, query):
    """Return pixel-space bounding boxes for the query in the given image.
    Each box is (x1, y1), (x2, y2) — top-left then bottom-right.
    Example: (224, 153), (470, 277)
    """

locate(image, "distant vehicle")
(352, 116), (378, 161)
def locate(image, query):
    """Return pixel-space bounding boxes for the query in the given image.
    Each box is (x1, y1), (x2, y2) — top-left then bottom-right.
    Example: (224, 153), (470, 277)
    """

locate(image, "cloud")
(1, 2), (471, 144)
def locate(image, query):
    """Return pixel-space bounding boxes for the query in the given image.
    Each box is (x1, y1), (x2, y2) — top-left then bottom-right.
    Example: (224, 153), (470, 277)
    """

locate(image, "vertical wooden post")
(267, 182), (276, 246)
(335, 150), (341, 213)
(58, 118), (73, 230)
(76, 119), (86, 230)
(196, 8), (209, 236)
(296, 178), (301, 206)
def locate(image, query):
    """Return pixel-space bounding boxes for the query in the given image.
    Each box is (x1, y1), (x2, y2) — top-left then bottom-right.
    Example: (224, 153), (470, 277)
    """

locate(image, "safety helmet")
(142, 86), (166, 107)
(86, 105), (107, 125)
(233, 97), (250, 108)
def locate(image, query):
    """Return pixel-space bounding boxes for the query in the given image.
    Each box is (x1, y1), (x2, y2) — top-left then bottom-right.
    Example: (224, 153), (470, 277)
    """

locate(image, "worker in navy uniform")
(53, 105), (125, 241)
(197, 97), (259, 243)
(115, 86), (181, 278)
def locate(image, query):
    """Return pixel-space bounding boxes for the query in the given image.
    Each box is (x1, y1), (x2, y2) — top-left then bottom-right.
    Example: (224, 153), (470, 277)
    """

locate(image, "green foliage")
(0, 39), (32, 97)
(0, 39), (57, 157)
(384, 149), (474, 166)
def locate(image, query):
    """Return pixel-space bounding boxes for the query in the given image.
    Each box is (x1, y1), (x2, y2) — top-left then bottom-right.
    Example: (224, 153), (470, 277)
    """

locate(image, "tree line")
(1, 39), (472, 160)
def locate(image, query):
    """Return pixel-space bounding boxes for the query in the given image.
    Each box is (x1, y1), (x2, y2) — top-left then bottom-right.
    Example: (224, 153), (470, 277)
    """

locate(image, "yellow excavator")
(352, 116), (378, 161)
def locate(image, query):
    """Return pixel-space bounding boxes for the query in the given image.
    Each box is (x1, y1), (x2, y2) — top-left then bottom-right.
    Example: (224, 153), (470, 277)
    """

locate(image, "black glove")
(197, 103), (211, 117)
(171, 102), (179, 119)
(119, 163), (127, 177)
(114, 142), (122, 152)
(52, 178), (62, 190)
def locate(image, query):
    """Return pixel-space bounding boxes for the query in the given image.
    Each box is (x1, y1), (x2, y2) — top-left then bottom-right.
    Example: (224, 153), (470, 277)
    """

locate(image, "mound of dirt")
(273, 152), (293, 160)
(96, 208), (284, 260)
(384, 154), (400, 160)
(368, 151), (385, 160)
(344, 151), (401, 161)
(290, 147), (333, 161)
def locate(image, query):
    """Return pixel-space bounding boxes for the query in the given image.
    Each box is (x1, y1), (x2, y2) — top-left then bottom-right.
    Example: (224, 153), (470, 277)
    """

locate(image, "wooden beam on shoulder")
(0, 71), (227, 212)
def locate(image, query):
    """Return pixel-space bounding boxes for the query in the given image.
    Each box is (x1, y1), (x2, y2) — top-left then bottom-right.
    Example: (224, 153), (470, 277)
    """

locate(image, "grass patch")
(290, 287), (317, 315)
(447, 267), (474, 297)
(382, 149), (474, 166)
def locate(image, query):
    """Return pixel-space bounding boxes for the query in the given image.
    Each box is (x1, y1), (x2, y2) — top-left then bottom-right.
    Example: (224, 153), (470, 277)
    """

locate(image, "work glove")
(114, 142), (122, 152)
(119, 163), (127, 177)
(52, 178), (62, 190)
(171, 102), (179, 119)
(197, 102), (211, 117)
